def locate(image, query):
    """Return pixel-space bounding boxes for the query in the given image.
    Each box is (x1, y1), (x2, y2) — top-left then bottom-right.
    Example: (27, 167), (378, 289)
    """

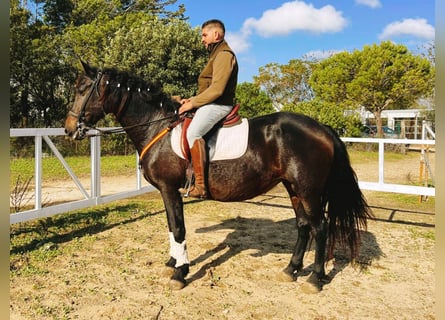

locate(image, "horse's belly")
(207, 171), (280, 202)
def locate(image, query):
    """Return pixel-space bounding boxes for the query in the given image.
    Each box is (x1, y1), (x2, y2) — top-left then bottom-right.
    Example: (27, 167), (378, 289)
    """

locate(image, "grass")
(10, 195), (166, 275)
(10, 150), (424, 185)
(347, 148), (421, 164)
(9, 193), (168, 319)
(10, 154), (137, 187)
(408, 227), (435, 241)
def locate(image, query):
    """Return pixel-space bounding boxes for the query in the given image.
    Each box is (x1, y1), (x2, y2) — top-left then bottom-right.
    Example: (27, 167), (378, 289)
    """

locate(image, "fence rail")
(10, 128), (155, 224)
(10, 128), (435, 224)
(341, 137), (435, 196)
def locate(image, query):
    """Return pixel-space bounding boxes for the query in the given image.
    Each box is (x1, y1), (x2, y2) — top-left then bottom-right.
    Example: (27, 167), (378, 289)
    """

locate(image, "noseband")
(69, 71), (103, 138)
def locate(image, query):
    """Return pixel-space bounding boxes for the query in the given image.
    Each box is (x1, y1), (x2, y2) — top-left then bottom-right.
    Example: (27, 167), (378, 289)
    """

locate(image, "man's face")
(201, 26), (219, 49)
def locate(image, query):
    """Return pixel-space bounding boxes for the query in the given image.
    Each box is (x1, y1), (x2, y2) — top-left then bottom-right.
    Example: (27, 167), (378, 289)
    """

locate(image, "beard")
(206, 40), (223, 53)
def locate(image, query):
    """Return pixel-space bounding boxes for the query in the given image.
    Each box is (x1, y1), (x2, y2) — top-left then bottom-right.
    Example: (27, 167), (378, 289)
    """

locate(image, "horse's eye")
(77, 81), (91, 94)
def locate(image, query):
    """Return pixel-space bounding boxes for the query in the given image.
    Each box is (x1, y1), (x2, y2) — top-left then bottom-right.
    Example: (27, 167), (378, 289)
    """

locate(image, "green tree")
(42, 0), (74, 31)
(282, 99), (362, 136)
(103, 15), (206, 97)
(10, 0), (200, 129)
(10, 0), (35, 128)
(10, 0), (77, 128)
(62, 13), (205, 97)
(253, 58), (315, 108)
(235, 82), (275, 118)
(310, 41), (434, 137)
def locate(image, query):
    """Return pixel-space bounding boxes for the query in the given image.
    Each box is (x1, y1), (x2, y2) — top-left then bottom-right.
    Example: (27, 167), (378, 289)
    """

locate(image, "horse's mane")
(86, 64), (178, 114)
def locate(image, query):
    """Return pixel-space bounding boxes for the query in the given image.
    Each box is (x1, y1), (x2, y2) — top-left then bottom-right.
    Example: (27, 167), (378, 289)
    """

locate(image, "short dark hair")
(201, 19), (225, 34)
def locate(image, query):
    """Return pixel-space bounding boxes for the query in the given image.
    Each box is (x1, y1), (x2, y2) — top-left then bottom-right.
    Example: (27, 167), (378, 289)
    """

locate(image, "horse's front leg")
(160, 189), (189, 290)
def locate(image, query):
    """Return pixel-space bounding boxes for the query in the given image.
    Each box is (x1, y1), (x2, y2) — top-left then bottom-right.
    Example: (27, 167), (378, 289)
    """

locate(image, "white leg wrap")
(169, 232), (190, 267)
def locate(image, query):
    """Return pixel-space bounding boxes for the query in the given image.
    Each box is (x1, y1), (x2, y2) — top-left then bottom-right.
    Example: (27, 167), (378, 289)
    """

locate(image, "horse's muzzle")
(65, 118), (89, 140)
(75, 122), (89, 140)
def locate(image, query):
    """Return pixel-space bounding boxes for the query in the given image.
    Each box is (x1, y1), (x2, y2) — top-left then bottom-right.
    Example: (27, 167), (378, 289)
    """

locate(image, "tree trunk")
(374, 110), (383, 138)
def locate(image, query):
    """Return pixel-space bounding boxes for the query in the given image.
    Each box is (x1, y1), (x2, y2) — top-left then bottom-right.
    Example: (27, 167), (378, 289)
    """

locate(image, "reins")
(138, 114), (186, 161)
(86, 113), (179, 136)
(84, 112), (186, 162)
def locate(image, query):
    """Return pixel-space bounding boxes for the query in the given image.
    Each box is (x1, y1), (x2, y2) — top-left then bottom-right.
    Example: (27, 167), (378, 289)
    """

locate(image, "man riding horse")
(177, 19), (238, 199)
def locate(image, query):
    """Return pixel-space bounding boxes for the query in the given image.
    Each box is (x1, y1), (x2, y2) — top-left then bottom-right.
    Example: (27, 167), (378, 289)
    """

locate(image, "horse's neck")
(105, 90), (175, 153)
(119, 110), (170, 153)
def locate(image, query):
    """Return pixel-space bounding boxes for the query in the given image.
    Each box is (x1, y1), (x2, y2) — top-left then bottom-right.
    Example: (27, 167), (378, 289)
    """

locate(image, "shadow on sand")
(186, 213), (383, 286)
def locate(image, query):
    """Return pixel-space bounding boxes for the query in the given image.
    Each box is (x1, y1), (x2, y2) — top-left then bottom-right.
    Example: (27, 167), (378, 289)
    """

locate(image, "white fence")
(342, 137), (435, 196)
(10, 128), (155, 224)
(10, 128), (435, 224)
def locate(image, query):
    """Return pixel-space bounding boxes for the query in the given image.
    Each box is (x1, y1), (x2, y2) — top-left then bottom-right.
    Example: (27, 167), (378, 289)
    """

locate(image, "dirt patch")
(10, 154), (435, 319)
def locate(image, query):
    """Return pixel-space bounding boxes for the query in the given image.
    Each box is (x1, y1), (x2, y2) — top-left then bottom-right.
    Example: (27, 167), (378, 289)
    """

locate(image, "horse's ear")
(80, 59), (88, 71)
(79, 59), (95, 78)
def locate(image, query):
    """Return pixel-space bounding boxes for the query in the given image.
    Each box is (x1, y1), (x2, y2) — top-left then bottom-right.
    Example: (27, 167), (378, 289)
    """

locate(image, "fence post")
(35, 135), (42, 210)
(136, 153), (142, 189)
(378, 140), (385, 184)
(91, 133), (101, 202)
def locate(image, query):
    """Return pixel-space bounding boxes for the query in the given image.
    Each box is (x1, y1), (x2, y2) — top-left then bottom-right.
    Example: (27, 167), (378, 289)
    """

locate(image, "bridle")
(69, 71), (104, 139)
(68, 70), (182, 139)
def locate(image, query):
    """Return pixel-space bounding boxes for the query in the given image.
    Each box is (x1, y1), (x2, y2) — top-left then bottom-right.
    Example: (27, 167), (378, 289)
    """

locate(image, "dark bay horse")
(64, 61), (373, 292)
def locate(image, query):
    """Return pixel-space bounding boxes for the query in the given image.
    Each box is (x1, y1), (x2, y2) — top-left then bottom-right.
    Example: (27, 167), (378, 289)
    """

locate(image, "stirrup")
(178, 184), (207, 199)
(186, 185), (207, 199)
(178, 165), (194, 197)
(178, 185), (191, 198)
(178, 170), (194, 197)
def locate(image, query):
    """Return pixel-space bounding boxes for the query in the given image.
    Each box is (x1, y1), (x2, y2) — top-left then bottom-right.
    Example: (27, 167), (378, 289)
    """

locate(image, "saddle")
(180, 104), (241, 161)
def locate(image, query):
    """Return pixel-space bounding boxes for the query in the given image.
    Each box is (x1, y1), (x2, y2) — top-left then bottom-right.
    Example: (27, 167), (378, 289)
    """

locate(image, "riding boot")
(179, 138), (207, 198)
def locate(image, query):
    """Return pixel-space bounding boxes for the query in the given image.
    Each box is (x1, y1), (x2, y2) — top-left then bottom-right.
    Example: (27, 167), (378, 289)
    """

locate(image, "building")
(357, 107), (432, 139)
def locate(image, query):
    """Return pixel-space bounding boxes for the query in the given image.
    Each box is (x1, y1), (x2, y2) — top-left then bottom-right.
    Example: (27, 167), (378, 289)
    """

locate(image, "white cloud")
(355, 0), (381, 8)
(226, 31), (251, 54)
(241, 1), (347, 37)
(379, 18), (435, 40)
(227, 1), (347, 54)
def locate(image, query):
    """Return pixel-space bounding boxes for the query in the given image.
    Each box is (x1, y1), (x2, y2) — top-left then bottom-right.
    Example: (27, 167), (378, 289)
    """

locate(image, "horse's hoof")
(169, 279), (186, 290)
(276, 270), (295, 282)
(300, 272), (325, 293)
(162, 266), (175, 278)
(300, 281), (322, 294)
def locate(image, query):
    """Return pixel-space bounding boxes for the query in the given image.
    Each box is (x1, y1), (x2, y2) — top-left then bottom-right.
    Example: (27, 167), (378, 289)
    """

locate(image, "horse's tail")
(324, 127), (374, 260)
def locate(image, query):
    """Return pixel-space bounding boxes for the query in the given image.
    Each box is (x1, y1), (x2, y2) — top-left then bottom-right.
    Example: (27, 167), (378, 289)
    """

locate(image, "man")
(178, 19), (238, 198)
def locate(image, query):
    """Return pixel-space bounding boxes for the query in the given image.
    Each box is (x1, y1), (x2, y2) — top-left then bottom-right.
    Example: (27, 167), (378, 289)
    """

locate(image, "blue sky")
(171, 0), (435, 83)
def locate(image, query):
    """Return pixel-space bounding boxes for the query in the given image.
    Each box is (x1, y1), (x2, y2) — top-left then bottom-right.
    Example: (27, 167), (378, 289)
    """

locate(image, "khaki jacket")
(191, 40), (238, 107)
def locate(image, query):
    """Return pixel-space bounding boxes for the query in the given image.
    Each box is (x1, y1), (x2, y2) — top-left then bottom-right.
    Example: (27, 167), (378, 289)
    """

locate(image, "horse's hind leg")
(279, 183), (310, 281)
(301, 195), (329, 293)
(281, 183), (328, 292)
(305, 207), (328, 292)
(280, 202), (311, 282)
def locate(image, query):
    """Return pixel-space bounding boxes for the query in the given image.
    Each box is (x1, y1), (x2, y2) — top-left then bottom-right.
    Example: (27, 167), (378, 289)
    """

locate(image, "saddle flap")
(180, 117), (192, 161)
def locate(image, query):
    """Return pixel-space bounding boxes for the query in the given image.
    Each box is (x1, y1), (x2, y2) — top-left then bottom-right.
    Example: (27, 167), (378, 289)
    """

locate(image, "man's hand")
(178, 99), (194, 115)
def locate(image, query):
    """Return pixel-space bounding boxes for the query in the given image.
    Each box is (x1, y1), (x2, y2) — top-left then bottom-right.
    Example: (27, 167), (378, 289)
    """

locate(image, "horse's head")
(65, 61), (108, 140)
(65, 61), (180, 140)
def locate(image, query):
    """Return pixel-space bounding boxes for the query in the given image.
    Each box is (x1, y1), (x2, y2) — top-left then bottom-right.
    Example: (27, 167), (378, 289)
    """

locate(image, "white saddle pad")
(171, 118), (249, 161)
